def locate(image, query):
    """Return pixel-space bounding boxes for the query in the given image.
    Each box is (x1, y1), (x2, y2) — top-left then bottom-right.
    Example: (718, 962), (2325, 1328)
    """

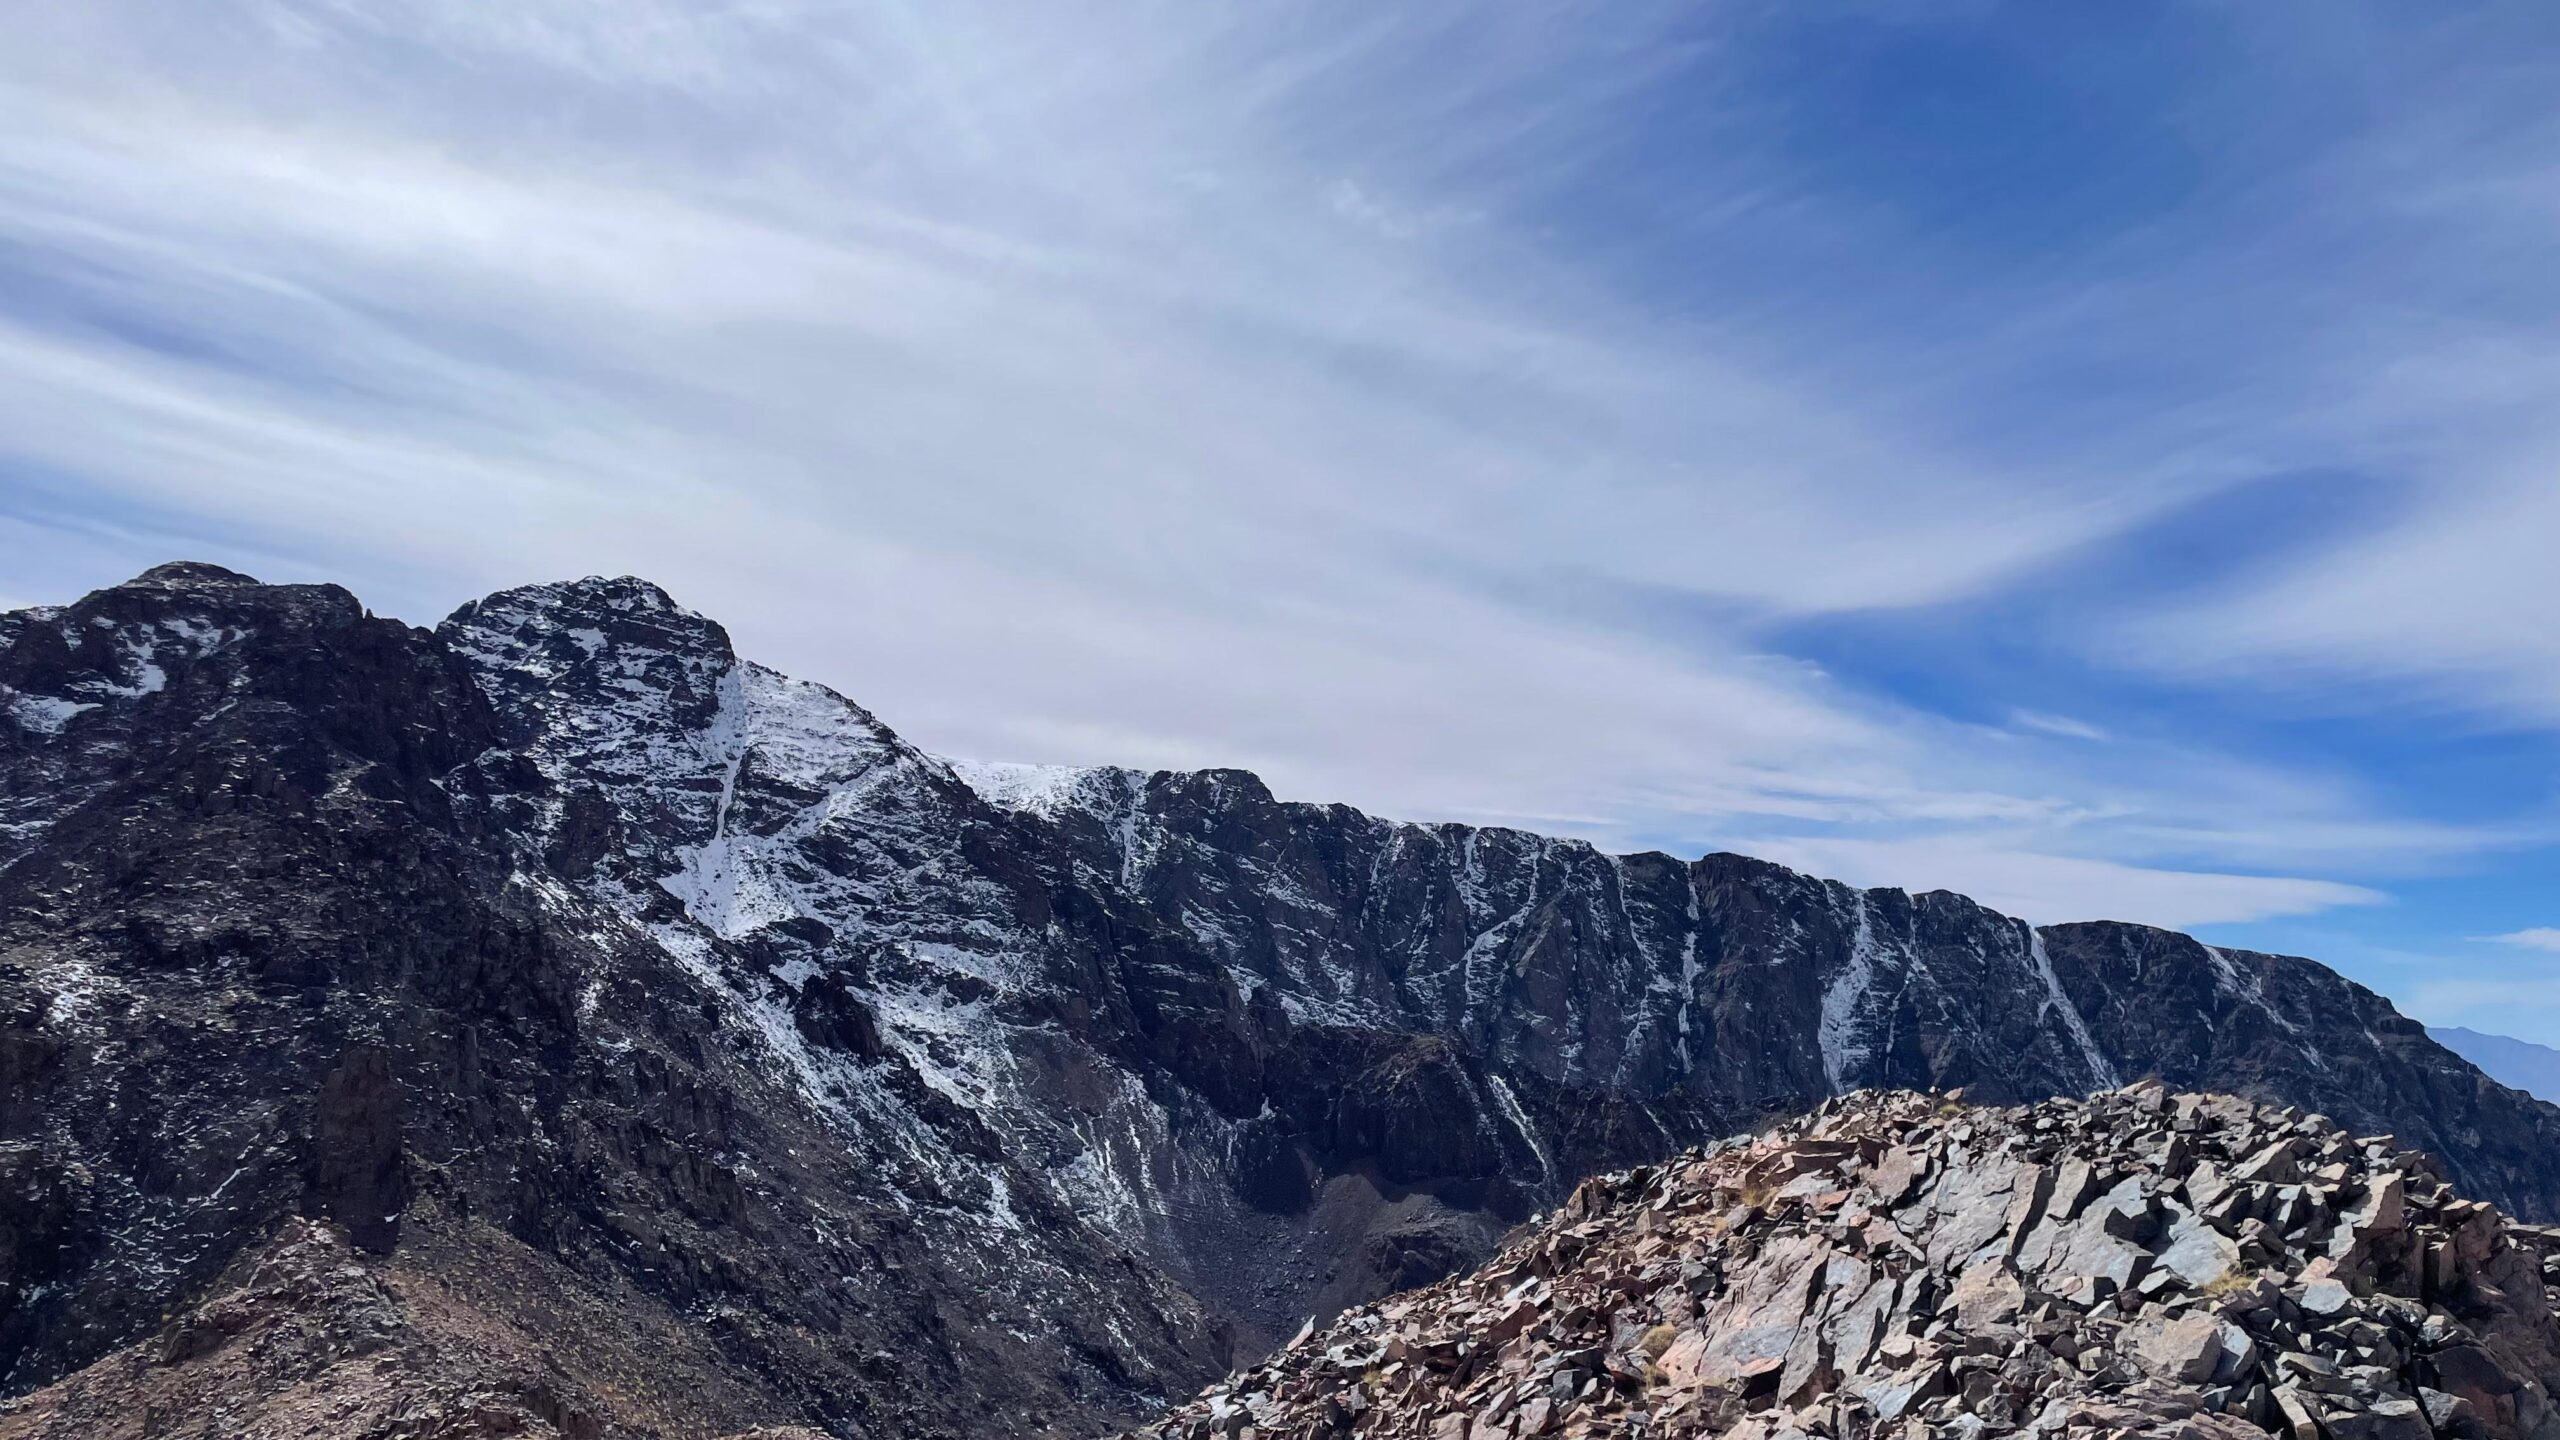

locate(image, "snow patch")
(943, 758), (1106, 817)
(1483, 1072), (1552, 1181)
(2023, 926), (2120, 1090)
(41, 956), (119, 1024)
(2202, 944), (2304, 1038)
(1818, 887), (1887, 1094)
(5, 693), (98, 734)
(1675, 877), (1703, 1074)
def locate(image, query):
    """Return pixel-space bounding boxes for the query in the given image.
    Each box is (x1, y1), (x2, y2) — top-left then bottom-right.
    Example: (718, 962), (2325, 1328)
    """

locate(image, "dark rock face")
(4, 564), (2558, 1438)
(303, 1044), (407, 1255)
(0, 568), (1223, 1438)
(982, 765), (2560, 1229)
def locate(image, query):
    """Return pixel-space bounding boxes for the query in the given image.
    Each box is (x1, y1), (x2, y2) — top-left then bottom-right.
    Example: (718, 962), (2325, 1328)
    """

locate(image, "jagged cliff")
(4, 564), (2555, 1437)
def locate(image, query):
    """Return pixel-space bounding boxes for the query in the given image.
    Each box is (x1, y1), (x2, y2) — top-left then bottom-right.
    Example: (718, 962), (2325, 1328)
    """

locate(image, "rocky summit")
(1127, 1084), (2560, 1440)
(4, 565), (2560, 1438)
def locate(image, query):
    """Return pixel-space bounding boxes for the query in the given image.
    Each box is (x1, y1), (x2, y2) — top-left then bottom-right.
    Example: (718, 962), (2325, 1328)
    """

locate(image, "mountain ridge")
(5, 563), (2557, 1438)
(2436, 1028), (2560, 1106)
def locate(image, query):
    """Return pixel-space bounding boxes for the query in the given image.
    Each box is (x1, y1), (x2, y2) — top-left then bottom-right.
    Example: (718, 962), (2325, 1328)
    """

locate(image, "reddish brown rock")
(1125, 1087), (2560, 1440)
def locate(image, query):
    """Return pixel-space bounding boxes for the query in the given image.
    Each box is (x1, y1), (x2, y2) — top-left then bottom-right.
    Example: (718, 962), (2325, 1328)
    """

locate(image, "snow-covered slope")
(442, 579), (1265, 1350)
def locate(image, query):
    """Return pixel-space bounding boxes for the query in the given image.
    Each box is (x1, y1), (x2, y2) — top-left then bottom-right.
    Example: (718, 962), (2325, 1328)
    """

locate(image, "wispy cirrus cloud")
(0, 0), (2555, 950)
(2009, 711), (2109, 743)
(1735, 836), (2383, 930)
(2483, 929), (2560, 954)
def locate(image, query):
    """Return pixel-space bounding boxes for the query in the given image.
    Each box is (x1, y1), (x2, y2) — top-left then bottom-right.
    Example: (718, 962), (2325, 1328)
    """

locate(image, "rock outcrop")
(1128, 1085), (2560, 1440)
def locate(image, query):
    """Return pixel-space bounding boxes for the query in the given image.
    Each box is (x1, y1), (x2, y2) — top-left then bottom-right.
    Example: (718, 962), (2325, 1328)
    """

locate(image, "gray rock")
(2368, 1395), (2431, 1440)
(2419, 1386), (2478, 1430)
(2159, 1211), (2243, 1290)
(2129, 1310), (2227, 1383)
(2211, 1322), (2260, 1384)
(2299, 1277), (2354, 1317)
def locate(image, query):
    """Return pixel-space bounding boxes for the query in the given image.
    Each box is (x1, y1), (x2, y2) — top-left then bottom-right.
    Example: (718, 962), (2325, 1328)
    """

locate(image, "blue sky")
(3, 2), (2558, 1038)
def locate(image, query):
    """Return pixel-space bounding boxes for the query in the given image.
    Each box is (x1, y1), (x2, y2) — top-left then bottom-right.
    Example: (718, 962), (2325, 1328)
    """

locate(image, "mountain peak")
(439, 575), (736, 728)
(123, 560), (263, 590)
(445, 574), (708, 632)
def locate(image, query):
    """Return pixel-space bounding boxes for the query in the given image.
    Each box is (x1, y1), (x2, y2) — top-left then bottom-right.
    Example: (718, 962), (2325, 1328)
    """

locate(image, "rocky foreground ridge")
(0, 1212), (833, 1440)
(1130, 1085), (2560, 1440)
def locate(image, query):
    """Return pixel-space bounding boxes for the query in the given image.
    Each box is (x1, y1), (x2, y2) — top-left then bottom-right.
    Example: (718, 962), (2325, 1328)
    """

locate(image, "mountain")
(4, 563), (2558, 1438)
(1128, 1084), (2560, 1440)
(2437, 1029), (2560, 1105)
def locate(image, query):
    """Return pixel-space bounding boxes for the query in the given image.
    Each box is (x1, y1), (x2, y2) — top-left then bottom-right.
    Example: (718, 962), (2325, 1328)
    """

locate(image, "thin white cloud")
(1729, 835), (2383, 930)
(2482, 928), (2560, 953)
(2009, 710), (2110, 743)
(2121, 456), (2560, 723)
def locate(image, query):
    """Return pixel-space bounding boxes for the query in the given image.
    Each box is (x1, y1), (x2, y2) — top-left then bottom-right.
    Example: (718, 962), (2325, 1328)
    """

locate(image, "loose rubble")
(0, 1215), (817, 1440)
(1127, 1085), (2560, 1440)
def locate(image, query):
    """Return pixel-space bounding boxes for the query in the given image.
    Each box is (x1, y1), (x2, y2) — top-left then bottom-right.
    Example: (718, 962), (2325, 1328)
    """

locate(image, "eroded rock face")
(7, 564), (2560, 1438)
(1128, 1085), (2560, 1440)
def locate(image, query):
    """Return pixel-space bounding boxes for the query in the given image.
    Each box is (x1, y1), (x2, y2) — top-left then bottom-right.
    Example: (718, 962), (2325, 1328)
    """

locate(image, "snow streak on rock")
(1820, 886), (1888, 1095)
(2027, 924), (2122, 1091)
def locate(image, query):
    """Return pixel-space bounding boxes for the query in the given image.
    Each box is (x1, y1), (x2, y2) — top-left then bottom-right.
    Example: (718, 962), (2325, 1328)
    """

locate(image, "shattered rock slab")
(1125, 1085), (2560, 1440)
